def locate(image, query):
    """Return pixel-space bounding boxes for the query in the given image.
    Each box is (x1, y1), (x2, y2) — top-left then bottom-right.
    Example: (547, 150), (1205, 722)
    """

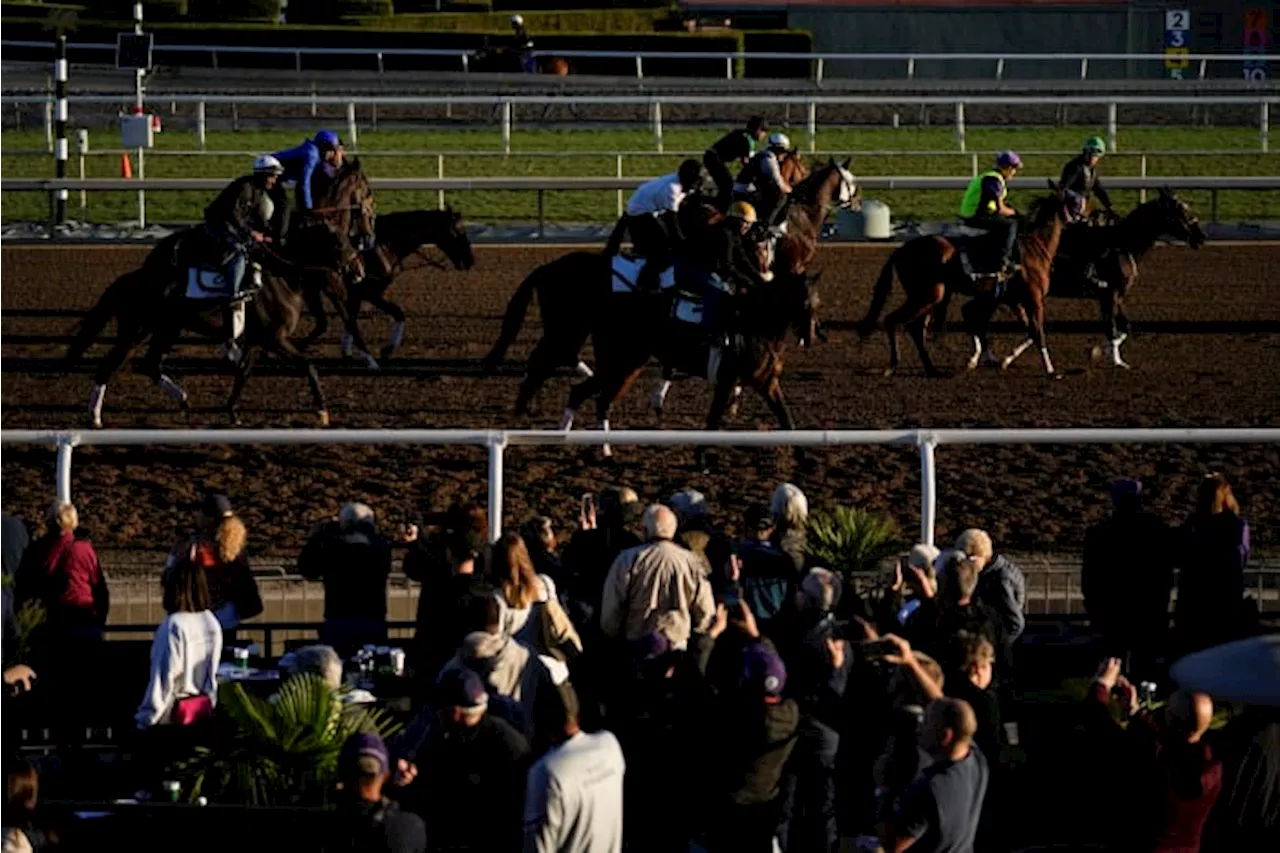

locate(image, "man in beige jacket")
(600, 504), (715, 649)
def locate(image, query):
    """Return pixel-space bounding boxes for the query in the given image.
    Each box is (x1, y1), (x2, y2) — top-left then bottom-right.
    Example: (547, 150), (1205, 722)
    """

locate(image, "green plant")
(176, 673), (400, 806)
(805, 505), (903, 578)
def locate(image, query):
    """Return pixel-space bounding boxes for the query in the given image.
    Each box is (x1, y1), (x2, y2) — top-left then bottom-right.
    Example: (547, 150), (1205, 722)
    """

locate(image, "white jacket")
(135, 610), (222, 728)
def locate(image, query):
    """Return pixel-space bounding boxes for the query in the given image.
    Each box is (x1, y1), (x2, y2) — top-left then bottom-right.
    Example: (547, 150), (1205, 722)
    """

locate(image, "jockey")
(620, 159), (703, 293)
(734, 131), (794, 231)
(704, 116), (769, 211)
(271, 130), (345, 230)
(510, 15), (535, 73)
(1060, 136), (1114, 222)
(958, 151), (1022, 281)
(203, 154), (283, 361)
(683, 200), (765, 342)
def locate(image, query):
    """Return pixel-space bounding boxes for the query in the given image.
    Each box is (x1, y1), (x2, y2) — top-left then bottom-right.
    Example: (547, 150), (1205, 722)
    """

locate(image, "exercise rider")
(958, 151), (1022, 282)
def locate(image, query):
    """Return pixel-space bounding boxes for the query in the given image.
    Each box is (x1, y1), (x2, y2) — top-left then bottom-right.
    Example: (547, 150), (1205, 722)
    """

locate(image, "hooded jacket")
(440, 630), (566, 721)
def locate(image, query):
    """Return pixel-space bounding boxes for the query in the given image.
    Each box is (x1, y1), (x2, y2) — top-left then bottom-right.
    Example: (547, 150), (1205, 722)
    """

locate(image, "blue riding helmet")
(996, 151), (1022, 170)
(314, 130), (341, 149)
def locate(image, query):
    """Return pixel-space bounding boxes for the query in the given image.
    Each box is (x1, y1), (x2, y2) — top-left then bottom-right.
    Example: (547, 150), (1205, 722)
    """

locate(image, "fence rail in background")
(3, 40), (1277, 82)
(5, 428), (1280, 553)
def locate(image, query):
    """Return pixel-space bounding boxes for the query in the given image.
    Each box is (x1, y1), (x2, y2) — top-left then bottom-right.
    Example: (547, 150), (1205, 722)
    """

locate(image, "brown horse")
(858, 182), (1070, 377)
(772, 156), (859, 276)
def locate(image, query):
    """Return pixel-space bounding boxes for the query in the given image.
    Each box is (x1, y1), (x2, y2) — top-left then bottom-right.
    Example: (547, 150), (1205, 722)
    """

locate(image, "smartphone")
(581, 493), (595, 516)
(723, 590), (741, 609)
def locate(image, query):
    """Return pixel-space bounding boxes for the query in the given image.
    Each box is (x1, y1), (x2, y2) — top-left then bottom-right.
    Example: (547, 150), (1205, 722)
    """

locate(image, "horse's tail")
(857, 249), (899, 339)
(65, 269), (138, 361)
(482, 262), (545, 372)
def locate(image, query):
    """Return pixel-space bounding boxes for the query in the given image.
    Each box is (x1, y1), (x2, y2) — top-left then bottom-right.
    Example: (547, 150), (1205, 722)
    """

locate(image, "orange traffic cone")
(120, 152), (133, 179)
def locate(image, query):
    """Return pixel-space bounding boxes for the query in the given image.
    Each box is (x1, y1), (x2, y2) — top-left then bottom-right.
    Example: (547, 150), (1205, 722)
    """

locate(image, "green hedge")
(188, 0), (276, 22)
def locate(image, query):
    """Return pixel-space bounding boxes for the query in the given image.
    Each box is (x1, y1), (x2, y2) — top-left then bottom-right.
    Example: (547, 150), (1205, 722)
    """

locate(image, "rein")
(259, 243), (356, 276)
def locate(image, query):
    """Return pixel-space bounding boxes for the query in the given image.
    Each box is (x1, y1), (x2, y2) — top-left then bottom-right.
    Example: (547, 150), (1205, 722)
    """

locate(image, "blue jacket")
(272, 140), (323, 208)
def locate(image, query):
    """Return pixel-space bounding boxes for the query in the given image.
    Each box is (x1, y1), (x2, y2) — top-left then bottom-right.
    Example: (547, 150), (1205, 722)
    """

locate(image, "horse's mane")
(1023, 193), (1062, 231)
(376, 208), (458, 253)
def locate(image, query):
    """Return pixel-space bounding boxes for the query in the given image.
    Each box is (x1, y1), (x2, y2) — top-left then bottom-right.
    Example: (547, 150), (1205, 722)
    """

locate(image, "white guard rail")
(4, 428), (1279, 548)
(3, 40), (1277, 81)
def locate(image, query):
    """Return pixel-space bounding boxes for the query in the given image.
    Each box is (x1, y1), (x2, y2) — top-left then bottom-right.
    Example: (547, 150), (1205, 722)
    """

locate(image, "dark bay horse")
(65, 227), (357, 427)
(858, 182), (1070, 377)
(771, 157), (859, 275)
(336, 207), (475, 361)
(556, 270), (821, 464)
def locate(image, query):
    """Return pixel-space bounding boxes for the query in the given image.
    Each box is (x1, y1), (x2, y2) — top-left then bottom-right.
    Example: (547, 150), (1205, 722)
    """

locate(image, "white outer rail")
(5, 428), (1279, 547)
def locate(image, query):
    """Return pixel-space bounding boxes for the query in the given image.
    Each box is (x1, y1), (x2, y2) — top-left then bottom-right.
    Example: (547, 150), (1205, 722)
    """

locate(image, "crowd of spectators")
(2, 472), (1277, 852)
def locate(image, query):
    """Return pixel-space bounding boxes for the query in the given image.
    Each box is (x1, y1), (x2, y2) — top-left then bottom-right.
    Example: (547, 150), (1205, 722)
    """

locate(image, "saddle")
(954, 228), (1020, 282)
(610, 254), (675, 293)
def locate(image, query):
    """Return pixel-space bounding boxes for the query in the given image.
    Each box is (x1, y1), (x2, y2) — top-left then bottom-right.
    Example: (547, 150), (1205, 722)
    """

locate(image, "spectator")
(561, 487), (642, 638)
(136, 557), (222, 729)
(952, 529), (1026, 647)
(600, 505), (714, 649)
(167, 493), (262, 635)
(397, 667), (531, 852)
(491, 532), (581, 661)
(707, 640), (799, 853)
(331, 733), (426, 853)
(1082, 478), (1174, 674)
(1175, 474), (1251, 654)
(883, 697), (989, 853)
(1088, 658), (1223, 852)
(770, 483), (809, 571)
(872, 636), (947, 832)
(282, 644), (343, 692)
(3, 760), (52, 853)
(403, 503), (493, 691)
(1, 514), (29, 581)
(775, 568), (851, 853)
(946, 633), (1006, 769)
(905, 551), (1005, 678)
(668, 488), (725, 577)
(298, 501), (393, 657)
(16, 500), (109, 651)
(439, 596), (564, 726)
(521, 516), (567, 593)
(734, 505), (799, 636)
(523, 682), (626, 853)
(879, 544), (943, 634)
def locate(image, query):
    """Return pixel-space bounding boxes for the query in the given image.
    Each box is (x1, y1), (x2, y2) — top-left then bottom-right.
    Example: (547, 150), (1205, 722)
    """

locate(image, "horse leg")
(694, 376), (737, 470)
(650, 366), (674, 418)
(225, 348), (259, 426)
(1095, 290), (1129, 368)
(886, 288), (945, 378)
(1003, 294), (1053, 374)
(300, 286), (328, 352)
(514, 338), (560, 417)
(594, 365), (646, 459)
(930, 290), (953, 340)
(328, 286), (378, 371)
(1112, 296), (1131, 366)
(137, 326), (191, 414)
(273, 327), (329, 426)
(369, 294), (406, 361)
(961, 297), (1001, 370)
(87, 337), (140, 429)
(560, 371), (600, 431)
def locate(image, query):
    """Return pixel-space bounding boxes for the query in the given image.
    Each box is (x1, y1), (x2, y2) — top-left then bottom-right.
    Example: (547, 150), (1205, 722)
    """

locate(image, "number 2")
(1166, 10), (1188, 30)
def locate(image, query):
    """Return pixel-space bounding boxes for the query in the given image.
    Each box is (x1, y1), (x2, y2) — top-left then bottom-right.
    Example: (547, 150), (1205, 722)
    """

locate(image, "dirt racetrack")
(2, 243), (1278, 556)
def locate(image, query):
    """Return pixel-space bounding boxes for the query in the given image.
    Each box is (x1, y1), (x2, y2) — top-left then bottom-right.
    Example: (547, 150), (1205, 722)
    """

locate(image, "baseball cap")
(202, 492), (233, 518)
(339, 732), (389, 779)
(434, 667), (489, 714)
(742, 642), (787, 698)
(633, 629), (673, 662)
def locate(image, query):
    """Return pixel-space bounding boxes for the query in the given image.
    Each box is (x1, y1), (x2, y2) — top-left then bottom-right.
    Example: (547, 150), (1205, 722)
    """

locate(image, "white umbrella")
(1170, 634), (1280, 706)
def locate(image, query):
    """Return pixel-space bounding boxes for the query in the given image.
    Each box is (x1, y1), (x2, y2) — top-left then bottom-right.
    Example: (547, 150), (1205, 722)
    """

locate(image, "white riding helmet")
(767, 132), (791, 152)
(253, 154), (284, 175)
(510, 14), (524, 26)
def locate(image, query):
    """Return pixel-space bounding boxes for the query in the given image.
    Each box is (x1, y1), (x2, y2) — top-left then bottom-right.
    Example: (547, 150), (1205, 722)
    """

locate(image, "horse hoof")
(228, 411), (242, 427)
(1000, 358), (1016, 371)
(319, 410), (330, 427)
(882, 366), (897, 378)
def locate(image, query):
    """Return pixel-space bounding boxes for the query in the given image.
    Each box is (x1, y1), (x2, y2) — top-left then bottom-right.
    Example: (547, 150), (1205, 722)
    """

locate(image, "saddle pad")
(186, 267), (231, 299)
(671, 298), (704, 325)
(610, 256), (676, 294)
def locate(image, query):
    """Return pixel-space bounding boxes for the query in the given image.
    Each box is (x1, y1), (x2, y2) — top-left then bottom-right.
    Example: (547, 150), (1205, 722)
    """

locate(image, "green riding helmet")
(1084, 136), (1106, 156)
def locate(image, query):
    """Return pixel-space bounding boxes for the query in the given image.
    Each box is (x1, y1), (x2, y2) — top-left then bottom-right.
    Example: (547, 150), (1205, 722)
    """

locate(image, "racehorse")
(65, 224), (358, 428)
(770, 156), (859, 275)
(555, 268), (821, 466)
(858, 182), (1070, 377)
(326, 207), (475, 361)
(1046, 189), (1206, 368)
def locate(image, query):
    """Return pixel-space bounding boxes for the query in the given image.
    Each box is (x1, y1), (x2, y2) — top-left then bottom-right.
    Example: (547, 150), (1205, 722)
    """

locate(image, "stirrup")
(222, 341), (244, 365)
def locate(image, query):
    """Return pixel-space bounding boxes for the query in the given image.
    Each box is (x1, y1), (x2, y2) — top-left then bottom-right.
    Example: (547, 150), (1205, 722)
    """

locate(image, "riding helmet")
(510, 14), (524, 26)
(767, 132), (791, 152)
(1084, 136), (1107, 156)
(996, 150), (1022, 170)
(253, 154), (285, 175)
(729, 201), (758, 223)
(314, 129), (342, 149)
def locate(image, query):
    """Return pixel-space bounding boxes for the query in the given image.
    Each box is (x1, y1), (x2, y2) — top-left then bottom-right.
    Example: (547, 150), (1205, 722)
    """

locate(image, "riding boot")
(1084, 261), (1107, 290)
(222, 303), (243, 365)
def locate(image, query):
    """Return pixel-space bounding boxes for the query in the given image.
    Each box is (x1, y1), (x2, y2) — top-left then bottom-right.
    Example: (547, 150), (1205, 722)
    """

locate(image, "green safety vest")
(960, 170), (1005, 218)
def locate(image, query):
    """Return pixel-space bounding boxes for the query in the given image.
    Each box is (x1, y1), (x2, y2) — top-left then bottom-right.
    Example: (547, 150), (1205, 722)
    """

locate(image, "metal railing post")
(652, 100), (663, 153)
(55, 434), (77, 504)
(815, 58), (824, 84)
(635, 56), (643, 79)
(807, 100), (817, 153)
(616, 154), (624, 219)
(1079, 57), (1089, 80)
(725, 56), (733, 80)
(196, 100), (206, 150)
(346, 101), (357, 148)
(437, 154), (445, 211)
(919, 433), (937, 548)
(955, 102), (966, 152)
(295, 50), (302, 73)
(487, 433), (507, 540)
(1107, 102), (1118, 152)
(906, 56), (915, 80)
(137, 147), (145, 228)
(501, 101), (512, 155)
(971, 152), (979, 176)
(996, 57), (1004, 80)
(1139, 154), (1147, 204)
(1261, 102), (1270, 153)
(43, 100), (52, 152)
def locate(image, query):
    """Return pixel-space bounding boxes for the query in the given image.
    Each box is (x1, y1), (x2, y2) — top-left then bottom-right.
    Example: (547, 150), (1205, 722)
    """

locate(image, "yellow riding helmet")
(729, 200), (758, 224)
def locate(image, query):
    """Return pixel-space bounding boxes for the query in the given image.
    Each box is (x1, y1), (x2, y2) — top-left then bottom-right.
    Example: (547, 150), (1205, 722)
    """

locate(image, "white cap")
(510, 14), (524, 26)
(253, 154), (284, 175)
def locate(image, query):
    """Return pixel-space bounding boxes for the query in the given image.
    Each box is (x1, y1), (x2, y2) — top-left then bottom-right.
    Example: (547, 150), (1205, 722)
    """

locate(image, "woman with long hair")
(1176, 475), (1251, 654)
(136, 558), (222, 729)
(166, 493), (262, 635)
(491, 531), (581, 660)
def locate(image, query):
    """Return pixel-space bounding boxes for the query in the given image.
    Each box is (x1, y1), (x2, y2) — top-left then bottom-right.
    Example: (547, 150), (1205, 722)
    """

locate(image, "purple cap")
(996, 151), (1022, 169)
(339, 732), (389, 778)
(742, 642), (787, 698)
(434, 667), (489, 713)
(633, 630), (673, 662)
